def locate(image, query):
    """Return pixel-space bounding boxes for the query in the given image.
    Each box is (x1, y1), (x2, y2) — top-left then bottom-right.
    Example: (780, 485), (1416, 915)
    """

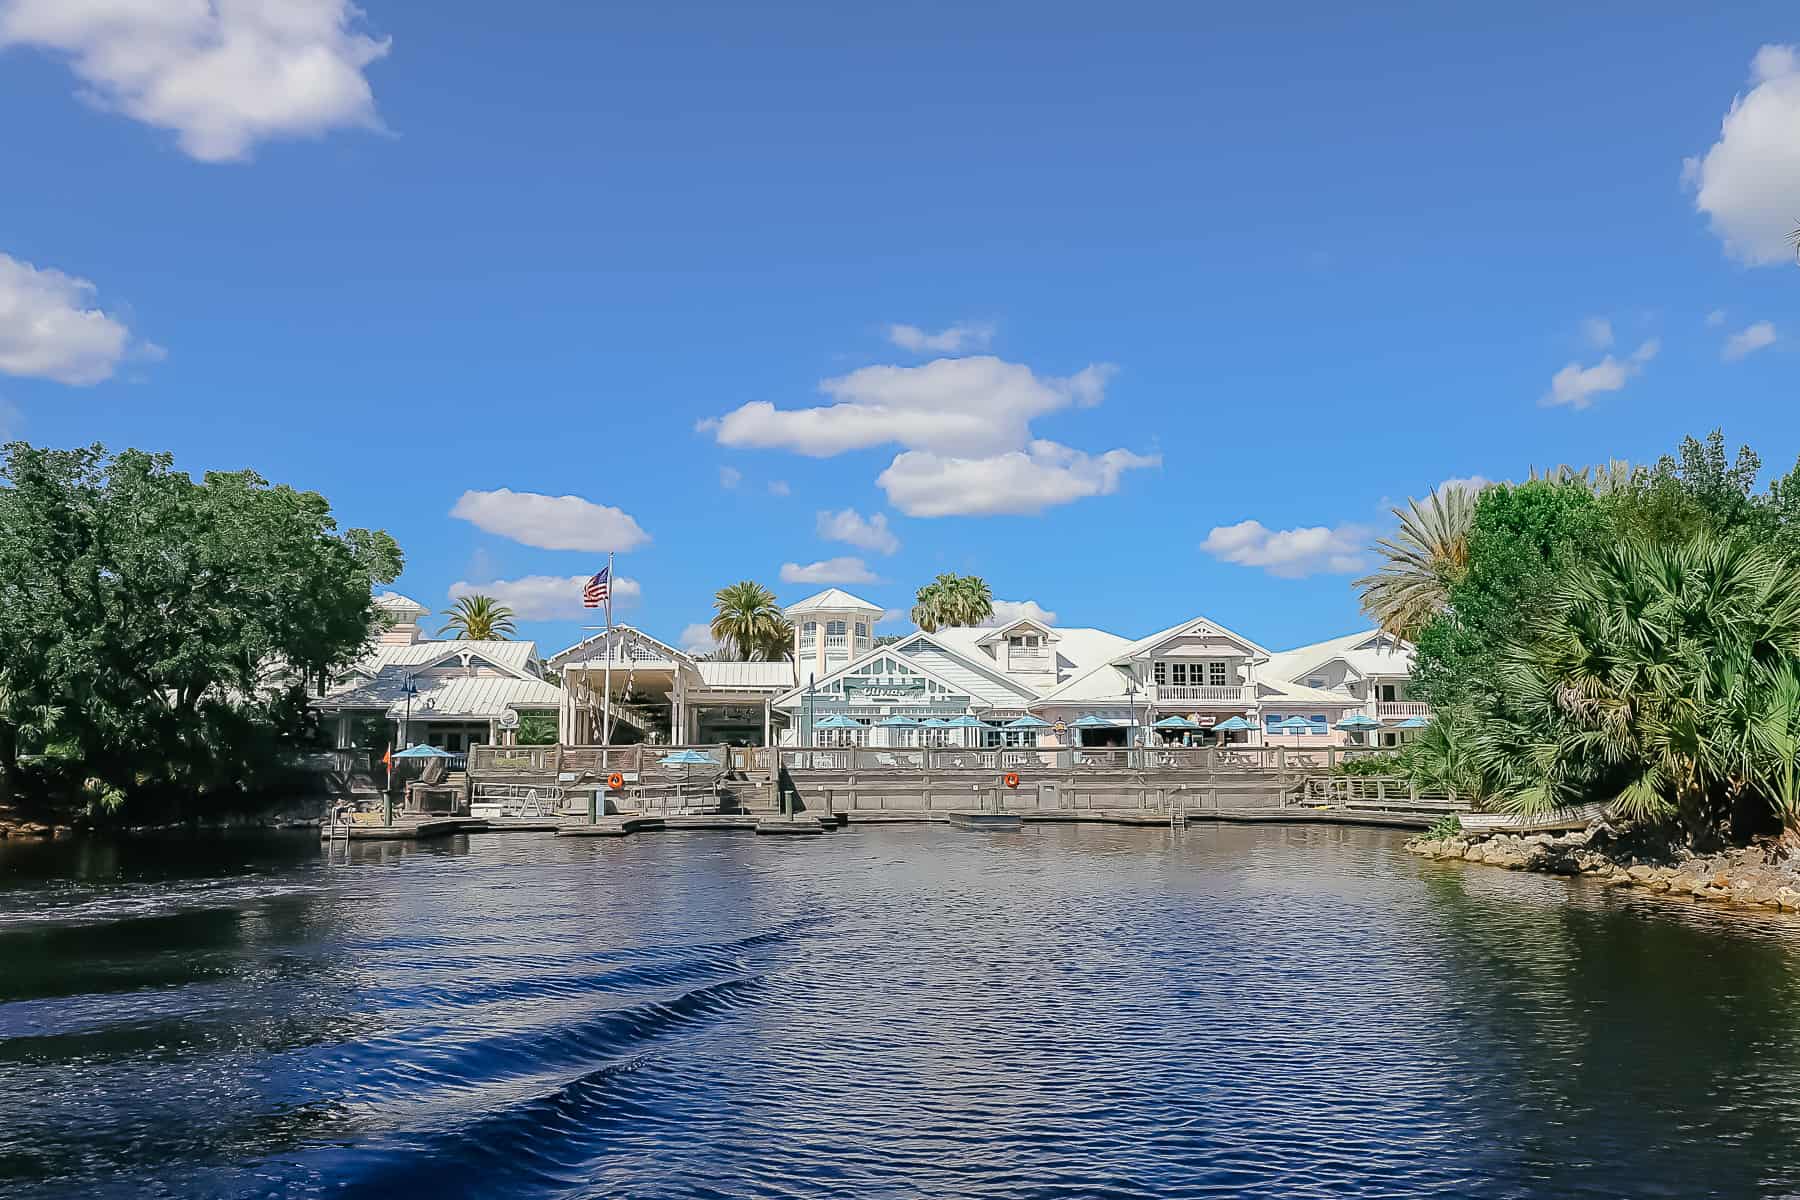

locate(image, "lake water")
(4, 823), (1800, 1199)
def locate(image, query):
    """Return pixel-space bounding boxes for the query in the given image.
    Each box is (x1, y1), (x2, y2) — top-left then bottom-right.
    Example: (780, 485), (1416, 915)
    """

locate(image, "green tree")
(1411, 479), (1606, 711)
(438, 595), (517, 640)
(1355, 487), (1480, 640)
(711, 581), (790, 660)
(1477, 532), (1800, 840)
(0, 442), (402, 818)
(910, 573), (994, 631)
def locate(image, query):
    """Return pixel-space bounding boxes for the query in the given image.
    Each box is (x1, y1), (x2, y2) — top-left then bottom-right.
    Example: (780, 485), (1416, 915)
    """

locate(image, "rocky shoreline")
(1407, 827), (1800, 912)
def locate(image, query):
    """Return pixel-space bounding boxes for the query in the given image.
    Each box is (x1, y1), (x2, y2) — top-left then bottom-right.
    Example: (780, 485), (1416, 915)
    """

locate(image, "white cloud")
(700, 356), (1118, 458)
(875, 608), (910, 628)
(981, 599), (1059, 627)
(1581, 317), (1614, 349)
(0, 0), (389, 163)
(1706, 308), (1728, 327)
(1201, 520), (1371, 579)
(1685, 44), (1800, 265)
(719, 466), (742, 489)
(1541, 339), (1659, 410)
(448, 574), (642, 622)
(779, 556), (878, 585)
(816, 507), (900, 555)
(678, 622), (720, 655)
(1437, 475), (1494, 497)
(1722, 320), (1777, 361)
(767, 479), (790, 496)
(450, 488), (651, 552)
(0, 252), (134, 384)
(877, 440), (1160, 517)
(887, 321), (996, 354)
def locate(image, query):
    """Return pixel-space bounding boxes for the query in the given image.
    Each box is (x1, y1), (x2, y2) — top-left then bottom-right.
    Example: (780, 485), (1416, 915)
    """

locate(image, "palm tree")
(1488, 533), (1800, 837)
(438, 595), (516, 640)
(1355, 487), (1480, 640)
(911, 572), (994, 631)
(711, 581), (788, 660)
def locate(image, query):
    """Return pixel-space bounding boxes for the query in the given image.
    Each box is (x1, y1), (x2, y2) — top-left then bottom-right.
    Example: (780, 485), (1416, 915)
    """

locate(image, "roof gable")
(772, 641), (1006, 707)
(547, 624), (692, 670)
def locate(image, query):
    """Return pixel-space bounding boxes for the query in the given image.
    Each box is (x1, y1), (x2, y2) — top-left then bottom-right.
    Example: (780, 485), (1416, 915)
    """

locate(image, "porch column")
(335, 714), (351, 749)
(763, 698), (772, 747)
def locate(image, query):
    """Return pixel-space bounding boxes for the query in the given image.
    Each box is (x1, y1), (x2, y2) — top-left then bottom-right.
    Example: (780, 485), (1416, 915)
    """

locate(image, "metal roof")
(694, 661), (798, 689)
(785, 588), (884, 615)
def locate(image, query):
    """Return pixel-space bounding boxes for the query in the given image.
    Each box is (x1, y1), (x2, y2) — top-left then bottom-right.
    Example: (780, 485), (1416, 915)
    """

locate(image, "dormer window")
(854, 623), (868, 639)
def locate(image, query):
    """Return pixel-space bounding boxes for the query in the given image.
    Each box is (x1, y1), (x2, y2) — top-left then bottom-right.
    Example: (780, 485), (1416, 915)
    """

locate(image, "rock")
(1713, 871), (1732, 889)
(1628, 865), (1656, 883)
(1777, 887), (1800, 912)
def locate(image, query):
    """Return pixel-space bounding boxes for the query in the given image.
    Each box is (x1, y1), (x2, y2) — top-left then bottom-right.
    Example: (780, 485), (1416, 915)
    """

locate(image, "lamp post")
(1124, 671), (1140, 760)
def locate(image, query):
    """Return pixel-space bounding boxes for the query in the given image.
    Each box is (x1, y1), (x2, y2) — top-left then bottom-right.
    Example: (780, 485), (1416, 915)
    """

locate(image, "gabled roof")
(973, 618), (1060, 646)
(315, 671), (564, 717)
(546, 624), (692, 671)
(771, 638), (1015, 709)
(1035, 614), (1269, 705)
(929, 625), (1131, 681)
(785, 588), (884, 615)
(889, 632), (1042, 705)
(1265, 629), (1415, 685)
(1255, 677), (1365, 707)
(344, 638), (541, 680)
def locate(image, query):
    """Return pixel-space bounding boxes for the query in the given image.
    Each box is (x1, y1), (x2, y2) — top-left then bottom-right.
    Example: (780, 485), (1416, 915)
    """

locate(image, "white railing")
(825, 634), (848, 650)
(1155, 684), (1252, 703)
(798, 638), (817, 653)
(1376, 701), (1432, 718)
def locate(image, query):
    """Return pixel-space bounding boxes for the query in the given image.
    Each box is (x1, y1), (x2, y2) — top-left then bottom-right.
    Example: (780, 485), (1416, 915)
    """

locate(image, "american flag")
(582, 568), (610, 608)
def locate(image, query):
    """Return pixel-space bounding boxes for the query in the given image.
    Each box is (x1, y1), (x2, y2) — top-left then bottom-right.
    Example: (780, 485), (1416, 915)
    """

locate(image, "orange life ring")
(1003, 772), (1021, 789)
(606, 772), (624, 791)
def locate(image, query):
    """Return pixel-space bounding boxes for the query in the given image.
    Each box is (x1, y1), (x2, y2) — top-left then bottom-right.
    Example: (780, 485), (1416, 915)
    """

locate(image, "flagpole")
(602, 551), (614, 746)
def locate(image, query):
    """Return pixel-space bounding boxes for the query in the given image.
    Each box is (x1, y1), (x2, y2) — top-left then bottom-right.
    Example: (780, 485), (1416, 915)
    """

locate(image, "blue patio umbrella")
(392, 744), (455, 759)
(1394, 716), (1431, 729)
(1277, 716), (1315, 731)
(1336, 713), (1382, 731)
(876, 715), (919, 727)
(945, 715), (985, 727)
(1006, 715), (1052, 728)
(1212, 716), (1254, 732)
(813, 714), (861, 729)
(919, 718), (951, 728)
(1153, 715), (1199, 729)
(1070, 714), (1118, 728)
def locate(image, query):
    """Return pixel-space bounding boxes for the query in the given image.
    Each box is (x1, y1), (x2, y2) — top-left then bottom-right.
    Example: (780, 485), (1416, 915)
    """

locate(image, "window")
(854, 623), (868, 639)
(826, 621), (846, 636)
(1264, 713), (1283, 734)
(1310, 714), (1328, 735)
(1208, 661), (1227, 687)
(1306, 676), (1326, 689)
(1170, 663), (1189, 685)
(803, 622), (817, 637)
(1379, 683), (1396, 702)
(1153, 662), (1167, 685)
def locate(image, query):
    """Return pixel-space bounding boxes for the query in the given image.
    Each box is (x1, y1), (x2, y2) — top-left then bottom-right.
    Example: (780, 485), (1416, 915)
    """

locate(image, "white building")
(541, 586), (1431, 749)
(767, 591), (1410, 749)
(312, 593), (565, 756)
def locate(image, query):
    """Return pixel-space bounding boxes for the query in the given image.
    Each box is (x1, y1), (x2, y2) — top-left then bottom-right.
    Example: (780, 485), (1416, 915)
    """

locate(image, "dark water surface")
(5, 824), (1800, 1199)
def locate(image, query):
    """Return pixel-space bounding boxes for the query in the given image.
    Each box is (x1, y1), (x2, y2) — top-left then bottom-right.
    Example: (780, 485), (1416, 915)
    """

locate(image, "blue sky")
(1, 1), (1796, 656)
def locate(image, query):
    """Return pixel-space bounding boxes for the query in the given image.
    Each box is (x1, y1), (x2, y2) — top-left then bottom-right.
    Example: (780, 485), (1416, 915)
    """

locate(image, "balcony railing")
(1155, 684), (1253, 704)
(1376, 701), (1431, 718)
(824, 635), (849, 651)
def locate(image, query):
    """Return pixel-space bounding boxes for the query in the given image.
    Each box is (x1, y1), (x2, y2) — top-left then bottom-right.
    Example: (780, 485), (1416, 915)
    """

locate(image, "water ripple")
(5, 824), (1800, 1198)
